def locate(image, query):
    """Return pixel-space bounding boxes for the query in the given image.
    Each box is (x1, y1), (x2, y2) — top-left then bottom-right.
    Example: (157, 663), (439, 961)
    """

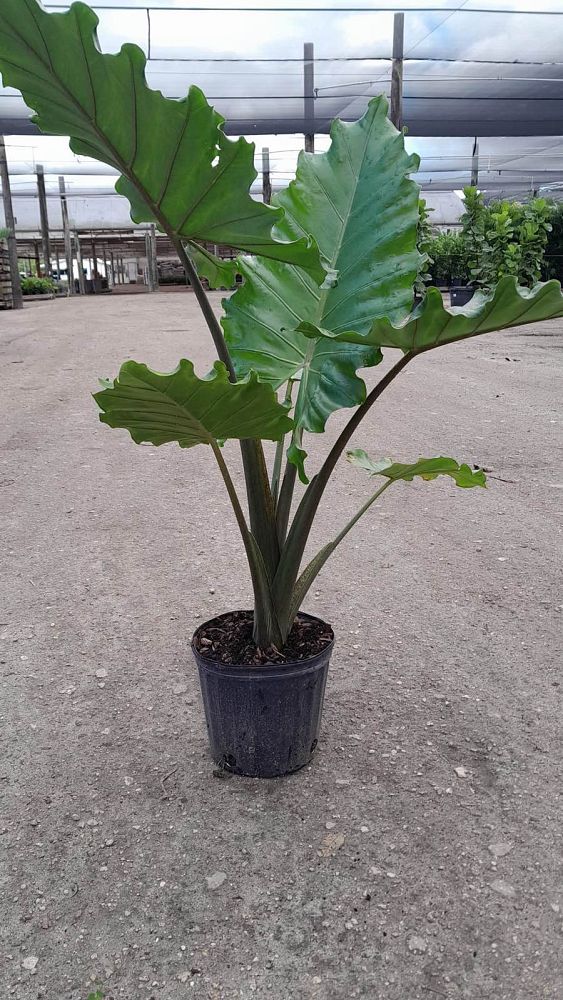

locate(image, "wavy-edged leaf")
(347, 451), (487, 488)
(187, 245), (239, 290)
(94, 360), (293, 447)
(223, 96), (422, 435)
(0, 0), (321, 274)
(301, 276), (563, 354)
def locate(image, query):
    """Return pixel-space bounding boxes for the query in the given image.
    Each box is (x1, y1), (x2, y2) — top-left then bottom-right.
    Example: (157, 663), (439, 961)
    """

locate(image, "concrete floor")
(1, 292), (562, 1000)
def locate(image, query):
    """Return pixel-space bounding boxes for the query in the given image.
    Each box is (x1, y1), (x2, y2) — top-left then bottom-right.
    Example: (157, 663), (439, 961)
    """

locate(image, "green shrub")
(460, 188), (552, 289)
(21, 276), (57, 295)
(543, 202), (563, 283)
(427, 231), (469, 285)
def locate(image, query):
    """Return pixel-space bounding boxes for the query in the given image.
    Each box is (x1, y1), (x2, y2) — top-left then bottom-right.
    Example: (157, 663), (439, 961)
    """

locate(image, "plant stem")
(173, 238), (280, 581)
(272, 352), (414, 625)
(271, 380), (294, 504)
(171, 237), (236, 378)
(210, 441), (281, 648)
(283, 480), (393, 631)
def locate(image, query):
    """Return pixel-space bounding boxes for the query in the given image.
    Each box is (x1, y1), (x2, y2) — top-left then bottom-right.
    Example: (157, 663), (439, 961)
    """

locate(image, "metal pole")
(390, 12), (404, 130)
(110, 251), (116, 287)
(61, 187), (75, 289)
(0, 136), (23, 309)
(144, 230), (152, 289)
(91, 238), (99, 292)
(262, 147), (272, 204)
(150, 223), (159, 291)
(34, 240), (41, 277)
(35, 164), (51, 277)
(471, 137), (479, 187)
(303, 42), (315, 153)
(74, 232), (86, 294)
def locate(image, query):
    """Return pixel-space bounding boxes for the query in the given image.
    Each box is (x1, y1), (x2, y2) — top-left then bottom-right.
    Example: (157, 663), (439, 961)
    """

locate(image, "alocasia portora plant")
(2, 0), (563, 654)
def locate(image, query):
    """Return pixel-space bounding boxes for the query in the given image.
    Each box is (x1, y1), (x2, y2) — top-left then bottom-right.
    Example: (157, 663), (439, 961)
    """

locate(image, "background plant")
(542, 201), (563, 283)
(21, 275), (57, 295)
(460, 188), (552, 288)
(2, 0), (562, 654)
(414, 198), (435, 295)
(427, 231), (470, 285)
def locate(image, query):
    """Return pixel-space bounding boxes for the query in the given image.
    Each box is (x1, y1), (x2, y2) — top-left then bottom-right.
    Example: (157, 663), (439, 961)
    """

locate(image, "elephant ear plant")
(4, 0), (563, 776)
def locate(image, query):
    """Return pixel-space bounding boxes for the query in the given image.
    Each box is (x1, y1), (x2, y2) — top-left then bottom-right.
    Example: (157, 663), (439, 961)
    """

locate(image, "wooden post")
(36, 164), (52, 276)
(0, 136), (23, 308)
(471, 137), (479, 187)
(262, 147), (271, 204)
(390, 12), (404, 130)
(74, 232), (86, 294)
(58, 176), (75, 295)
(303, 42), (315, 152)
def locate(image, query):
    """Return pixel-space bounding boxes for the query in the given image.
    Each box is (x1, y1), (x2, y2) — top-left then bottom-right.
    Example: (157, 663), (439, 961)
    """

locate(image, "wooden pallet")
(0, 240), (14, 309)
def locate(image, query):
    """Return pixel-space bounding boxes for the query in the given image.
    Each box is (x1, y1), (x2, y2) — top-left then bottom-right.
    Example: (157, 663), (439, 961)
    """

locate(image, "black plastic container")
(450, 285), (474, 306)
(192, 612), (334, 778)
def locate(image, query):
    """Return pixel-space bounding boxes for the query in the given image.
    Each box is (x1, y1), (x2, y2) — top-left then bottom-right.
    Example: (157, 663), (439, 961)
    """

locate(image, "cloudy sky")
(2, 0), (563, 214)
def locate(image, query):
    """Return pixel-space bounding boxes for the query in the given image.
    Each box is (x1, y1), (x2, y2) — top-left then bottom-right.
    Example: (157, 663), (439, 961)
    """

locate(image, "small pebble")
(491, 879), (516, 898)
(408, 935), (428, 954)
(206, 871), (226, 890)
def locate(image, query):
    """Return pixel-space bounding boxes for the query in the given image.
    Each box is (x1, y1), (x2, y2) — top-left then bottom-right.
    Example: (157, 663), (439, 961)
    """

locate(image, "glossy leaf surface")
(223, 96), (422, 434)
(94, 360), (293, 447)
(0, 0), (321, 273)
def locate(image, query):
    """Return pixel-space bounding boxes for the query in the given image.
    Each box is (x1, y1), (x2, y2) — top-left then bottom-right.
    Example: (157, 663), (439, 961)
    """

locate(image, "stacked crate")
(0, 239), (13, 309)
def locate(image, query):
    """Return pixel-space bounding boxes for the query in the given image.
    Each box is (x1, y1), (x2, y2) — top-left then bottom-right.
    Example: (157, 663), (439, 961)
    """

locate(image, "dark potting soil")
(193, 610), (334, 666)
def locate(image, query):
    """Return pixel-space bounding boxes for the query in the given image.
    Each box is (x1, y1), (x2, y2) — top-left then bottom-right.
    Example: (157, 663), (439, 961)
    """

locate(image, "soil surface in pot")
(194, 610), (334, 666)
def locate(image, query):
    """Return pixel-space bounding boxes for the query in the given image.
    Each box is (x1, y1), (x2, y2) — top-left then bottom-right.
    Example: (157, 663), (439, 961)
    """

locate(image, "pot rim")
(191, 609), (334, 674)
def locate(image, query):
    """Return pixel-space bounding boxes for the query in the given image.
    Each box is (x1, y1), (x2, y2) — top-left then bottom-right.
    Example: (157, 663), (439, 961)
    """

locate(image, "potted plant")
(3, 1), (563, 777)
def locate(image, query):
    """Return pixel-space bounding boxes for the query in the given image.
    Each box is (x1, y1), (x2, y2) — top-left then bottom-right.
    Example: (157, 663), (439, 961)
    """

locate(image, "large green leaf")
(223, 96), (422, 435)
(347, 451), (487, 488)
(0, 0), (320, 275)
(300, 276), (563, 354)
(94, 360), (293, 447)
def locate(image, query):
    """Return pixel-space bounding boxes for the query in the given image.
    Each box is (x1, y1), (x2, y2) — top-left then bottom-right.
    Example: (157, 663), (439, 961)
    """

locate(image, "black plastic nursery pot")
(450, 285), (475, 306)
(192, 612), (334, 778)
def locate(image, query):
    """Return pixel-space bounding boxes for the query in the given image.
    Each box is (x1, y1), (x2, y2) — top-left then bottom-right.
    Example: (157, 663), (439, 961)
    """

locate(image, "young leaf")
(94, 360), (293, 447)
(300, 276), (563, 354)
(347, 451), (487, 488)
(0, 0), (321, 275)
(223, 96), (421, 436)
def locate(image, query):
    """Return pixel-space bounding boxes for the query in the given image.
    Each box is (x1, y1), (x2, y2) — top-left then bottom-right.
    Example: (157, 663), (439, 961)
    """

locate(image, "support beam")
(471, 137), (480, 187)
(149, 223), (159, 291)
(262, 147), (271, 204)
(74, 232), (86, 294)
(110, 251), (116, 287)
(34, 240), (41, 277)
(144, 230), (154, 290)
(390, 12), (404, 130)
(0, 136), (23, 309)
(91, 238), (99, 291)
(35, 164), (51, 277)
(303, 42), (315, 153)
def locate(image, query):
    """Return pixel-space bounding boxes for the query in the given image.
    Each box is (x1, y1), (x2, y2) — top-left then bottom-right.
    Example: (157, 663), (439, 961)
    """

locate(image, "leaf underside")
(0, 0), (321, 275)
(347, 450), (488, 488)
(302, 276), (563, 353)
(223, 96), (423, 436)
(94, 360), (293, 447)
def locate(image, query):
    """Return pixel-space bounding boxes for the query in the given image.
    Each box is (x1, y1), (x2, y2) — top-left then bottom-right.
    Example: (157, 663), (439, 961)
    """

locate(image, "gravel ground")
(1, 292), (562, 1000)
